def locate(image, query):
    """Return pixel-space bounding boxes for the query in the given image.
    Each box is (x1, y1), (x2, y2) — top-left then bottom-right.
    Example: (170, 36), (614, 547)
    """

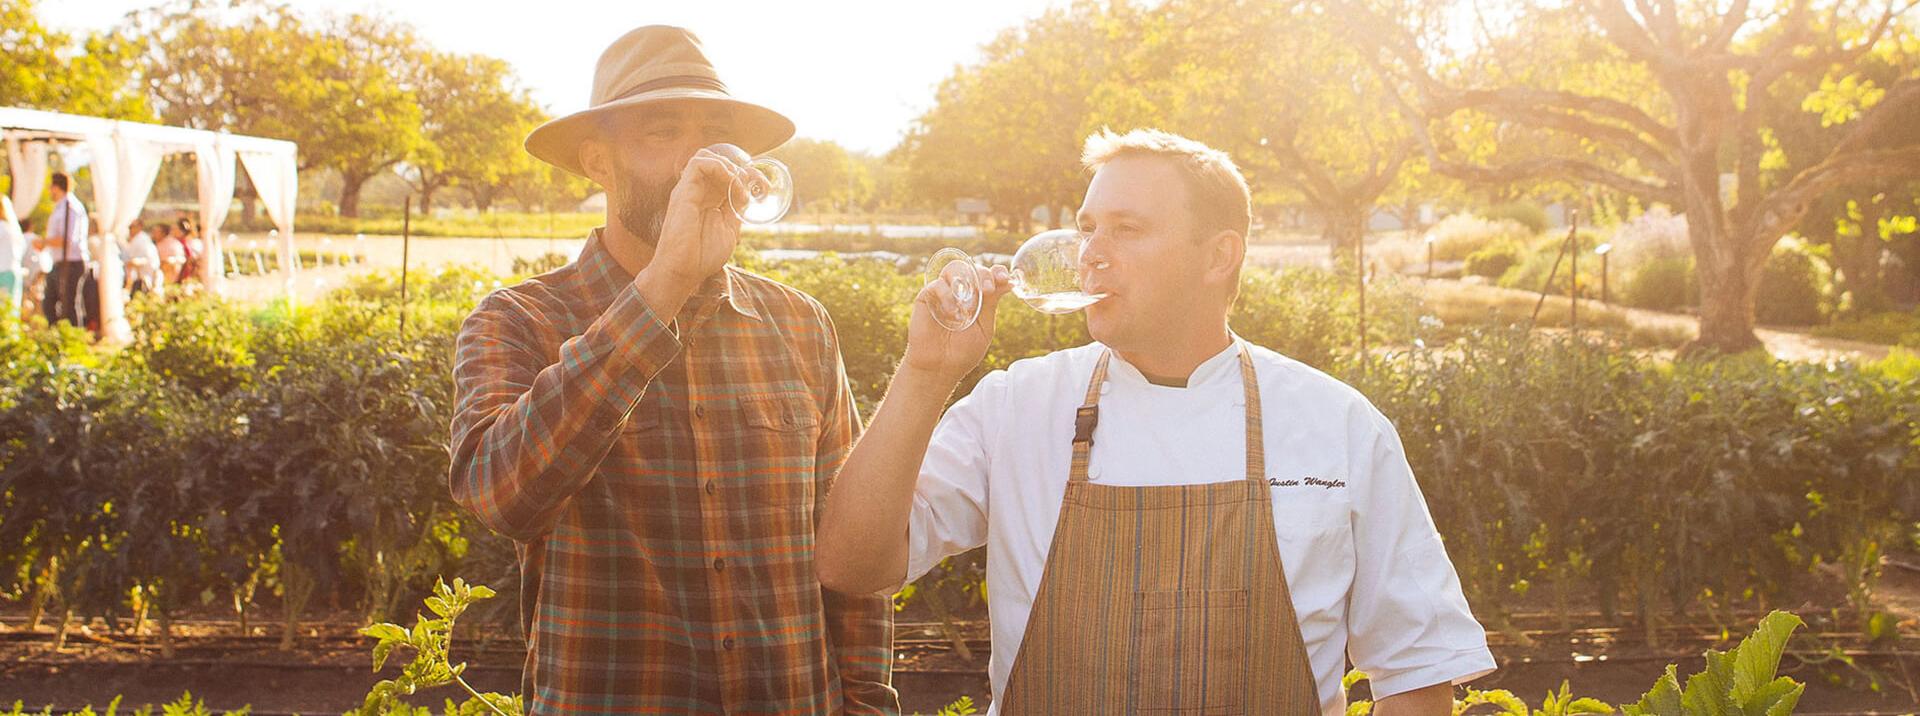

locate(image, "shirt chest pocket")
(731, 391), (822, 508)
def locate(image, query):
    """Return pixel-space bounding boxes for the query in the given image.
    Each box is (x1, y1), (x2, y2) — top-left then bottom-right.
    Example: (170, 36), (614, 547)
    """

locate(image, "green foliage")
(1344, 612), (1805, 715)
(933, 696), (980, 716)
(1427, 214), (1534, 262)
(1355, 330), (1919, 631)
(1625, 257), (1699, 311)
(1, 692), (248, 716)
(350, 578), (520, 716)
(1813, 310), (1920, 347)
(1621, 612), (1805, 716)
(1466, 239), (1525, 279)
(1484, 202), (1552, 235)
(1755, 241), (1829, 327)
(0, 0), (151, 119)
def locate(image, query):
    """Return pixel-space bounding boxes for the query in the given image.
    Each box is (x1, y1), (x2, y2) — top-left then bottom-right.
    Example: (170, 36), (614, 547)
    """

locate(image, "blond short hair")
(1081, 128), (1251, 304)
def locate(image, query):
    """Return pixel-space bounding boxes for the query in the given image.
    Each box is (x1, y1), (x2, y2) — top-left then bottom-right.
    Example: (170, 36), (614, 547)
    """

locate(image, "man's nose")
(1079, 232), (1111, 272)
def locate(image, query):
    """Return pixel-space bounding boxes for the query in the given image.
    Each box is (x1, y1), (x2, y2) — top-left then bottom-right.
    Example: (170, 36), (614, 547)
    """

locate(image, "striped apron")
(998, 346), (1323, 714)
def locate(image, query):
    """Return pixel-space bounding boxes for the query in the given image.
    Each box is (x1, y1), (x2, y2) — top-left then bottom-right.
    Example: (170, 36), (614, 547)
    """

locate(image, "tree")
(768, 138), (874, 214)
(896, 2), (1121, 230)
(400, 51), (543, 211)
(1356, 0), (1920, 352)
(1135, 0), (1429, 256)
(123, 1), (424, 218)
(0, 0), (149, 119)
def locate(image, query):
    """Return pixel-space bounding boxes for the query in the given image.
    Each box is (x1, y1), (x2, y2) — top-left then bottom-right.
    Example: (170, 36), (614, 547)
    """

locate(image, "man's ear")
(577, 138), (614, 190)
(1208, 229), (1245, 283)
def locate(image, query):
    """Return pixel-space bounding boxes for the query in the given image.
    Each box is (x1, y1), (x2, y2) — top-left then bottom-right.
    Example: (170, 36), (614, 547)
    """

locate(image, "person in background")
(177, 218), (204, 289)
(82, 212), (104, 336)
(125, 218), (162, 298)
(35, 172), (88, 329)
(18, 218), (45, 322)
(157, 222), (188, 294)
(0, 197), (22, 310)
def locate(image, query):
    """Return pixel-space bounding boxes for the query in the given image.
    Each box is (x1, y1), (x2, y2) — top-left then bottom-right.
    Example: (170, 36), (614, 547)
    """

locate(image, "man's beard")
(613, 168), (675, 246)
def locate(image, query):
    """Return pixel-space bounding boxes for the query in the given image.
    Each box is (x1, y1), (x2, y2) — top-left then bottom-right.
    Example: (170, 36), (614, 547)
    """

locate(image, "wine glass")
(920, 229), (1110, 331)
(710, 145), (793, 224)
(923, 247), (983, 331)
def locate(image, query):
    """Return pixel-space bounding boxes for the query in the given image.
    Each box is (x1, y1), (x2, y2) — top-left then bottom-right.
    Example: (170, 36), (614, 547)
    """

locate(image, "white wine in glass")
(920, 229), (1108, 331)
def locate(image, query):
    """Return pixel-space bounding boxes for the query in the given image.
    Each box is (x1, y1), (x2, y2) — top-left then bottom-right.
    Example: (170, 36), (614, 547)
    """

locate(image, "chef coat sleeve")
(1345, 407), (1499, 700)
(897, 369), (1005, 591)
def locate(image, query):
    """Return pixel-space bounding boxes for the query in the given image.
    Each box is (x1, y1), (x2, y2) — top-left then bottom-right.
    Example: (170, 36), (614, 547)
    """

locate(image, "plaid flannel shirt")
(450, 231), (897, 714)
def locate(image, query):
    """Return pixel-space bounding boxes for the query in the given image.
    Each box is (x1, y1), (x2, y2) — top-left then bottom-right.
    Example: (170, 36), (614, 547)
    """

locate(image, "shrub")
(1625, 256), (1699, 311)
(1496, 231), (1605, 297)
(1814, 310), (1920, 347)
(1464, 239), (1524, 279)
(1424, 213), (1532, 262)
(1483, 201), (1551, 234)
(1756, 239), (1830, 326)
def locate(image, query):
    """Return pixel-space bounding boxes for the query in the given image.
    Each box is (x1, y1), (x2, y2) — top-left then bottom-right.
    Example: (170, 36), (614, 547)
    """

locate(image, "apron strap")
(1068, 343), (1266, 484)
(1068, 351), (1112, 484)
(1236, 343), (1265, 483)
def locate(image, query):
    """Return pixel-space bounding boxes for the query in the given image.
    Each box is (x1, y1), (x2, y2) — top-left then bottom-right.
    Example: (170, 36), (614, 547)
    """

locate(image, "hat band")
(610, 75), (728, 103)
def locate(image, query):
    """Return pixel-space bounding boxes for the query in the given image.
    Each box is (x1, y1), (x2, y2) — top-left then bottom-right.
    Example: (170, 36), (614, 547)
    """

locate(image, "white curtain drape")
(195, 137), (237, 291)
(84, 126), (165, 344)
(6, 137), (51, 218)
(238, 150), (298, 294)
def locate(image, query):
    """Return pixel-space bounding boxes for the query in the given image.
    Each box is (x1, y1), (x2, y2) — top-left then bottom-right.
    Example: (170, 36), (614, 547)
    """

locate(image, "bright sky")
(42, 0), (1070, 155)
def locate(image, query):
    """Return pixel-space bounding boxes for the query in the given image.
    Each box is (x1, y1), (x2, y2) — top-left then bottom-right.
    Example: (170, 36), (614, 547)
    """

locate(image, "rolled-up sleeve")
(899, 370), (1004, 589)
(1346, 410), (1497, 700)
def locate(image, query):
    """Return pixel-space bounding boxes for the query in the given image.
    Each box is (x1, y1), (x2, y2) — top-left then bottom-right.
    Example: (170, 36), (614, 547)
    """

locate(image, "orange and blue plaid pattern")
(450, 231), (897, 714)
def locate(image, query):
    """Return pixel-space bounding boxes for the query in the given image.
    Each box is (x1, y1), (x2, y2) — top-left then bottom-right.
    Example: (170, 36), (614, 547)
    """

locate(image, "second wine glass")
(919, 229), (1110, 332)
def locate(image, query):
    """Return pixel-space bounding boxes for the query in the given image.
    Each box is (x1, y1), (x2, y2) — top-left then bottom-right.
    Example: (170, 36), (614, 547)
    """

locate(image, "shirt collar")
(573, 228), (762, 321)
(1105, 336), (1243, 389)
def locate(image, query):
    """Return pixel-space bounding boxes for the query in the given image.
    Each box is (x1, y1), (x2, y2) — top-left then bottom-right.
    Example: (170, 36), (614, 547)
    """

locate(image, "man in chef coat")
(817, 128), (1494, 715)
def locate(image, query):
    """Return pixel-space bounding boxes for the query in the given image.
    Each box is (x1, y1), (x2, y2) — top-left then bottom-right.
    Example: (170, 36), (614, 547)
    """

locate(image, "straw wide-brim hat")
(526, 25), (795, 178)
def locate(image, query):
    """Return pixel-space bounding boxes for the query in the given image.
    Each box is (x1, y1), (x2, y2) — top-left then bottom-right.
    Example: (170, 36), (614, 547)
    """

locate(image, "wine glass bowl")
(924, 247), (983, 331)
(1011, 229), (1107, 314)
(920, 229), (1109, 332)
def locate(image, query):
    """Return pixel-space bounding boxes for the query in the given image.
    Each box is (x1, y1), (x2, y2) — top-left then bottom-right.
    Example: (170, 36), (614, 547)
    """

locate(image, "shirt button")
(713, 557), (726, 572)
(705, 481), (717, 495)
(693, 405), (706, 419)
(722, 637), (735, 650)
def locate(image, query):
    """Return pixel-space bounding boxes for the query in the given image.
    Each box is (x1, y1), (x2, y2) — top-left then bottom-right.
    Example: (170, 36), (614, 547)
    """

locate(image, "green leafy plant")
(1621, 611), (1805, 716)
(1, 693), (247, 716)
(350, 577), (520, 716)
(1345, 611), (1806, 715)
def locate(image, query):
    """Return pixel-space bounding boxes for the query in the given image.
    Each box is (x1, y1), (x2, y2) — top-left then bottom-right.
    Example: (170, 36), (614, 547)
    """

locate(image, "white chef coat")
(902, 338), (1496, 714)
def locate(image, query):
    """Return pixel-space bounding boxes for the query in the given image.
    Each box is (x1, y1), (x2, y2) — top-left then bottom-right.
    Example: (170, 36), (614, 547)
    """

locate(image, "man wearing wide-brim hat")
(449, 25), (898, 714)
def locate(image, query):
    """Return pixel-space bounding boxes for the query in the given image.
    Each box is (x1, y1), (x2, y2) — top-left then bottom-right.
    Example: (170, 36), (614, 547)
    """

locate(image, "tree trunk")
(338, 172), (372, 218)
(1834, 197), (1889, 313)
(1319, 203), (1369, 262)
(420, 183), (442, 214)
(471, 185), (496, 213)
(281, 563), (314, 651)
(159, 607), (175, 659)
(1689, 226), (1768, 355)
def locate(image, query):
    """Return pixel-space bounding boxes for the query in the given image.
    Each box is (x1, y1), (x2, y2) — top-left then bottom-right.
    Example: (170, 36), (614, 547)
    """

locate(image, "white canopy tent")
(1, 108), (299, 342)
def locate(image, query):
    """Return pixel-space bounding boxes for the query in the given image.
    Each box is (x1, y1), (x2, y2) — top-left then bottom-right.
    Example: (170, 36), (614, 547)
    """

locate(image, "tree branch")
(1445, 86), (1677, 145)
(1433, 156), (1682, 205)
(1748, 147), (1920, 247)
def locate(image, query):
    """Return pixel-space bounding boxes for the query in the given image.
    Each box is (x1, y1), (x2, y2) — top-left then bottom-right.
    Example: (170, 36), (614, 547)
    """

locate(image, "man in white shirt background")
(34, 172), (89, 329)
(124, 218), (162, 297)
(817, 129), (1494, 715)
(0, 197), (22, 310)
